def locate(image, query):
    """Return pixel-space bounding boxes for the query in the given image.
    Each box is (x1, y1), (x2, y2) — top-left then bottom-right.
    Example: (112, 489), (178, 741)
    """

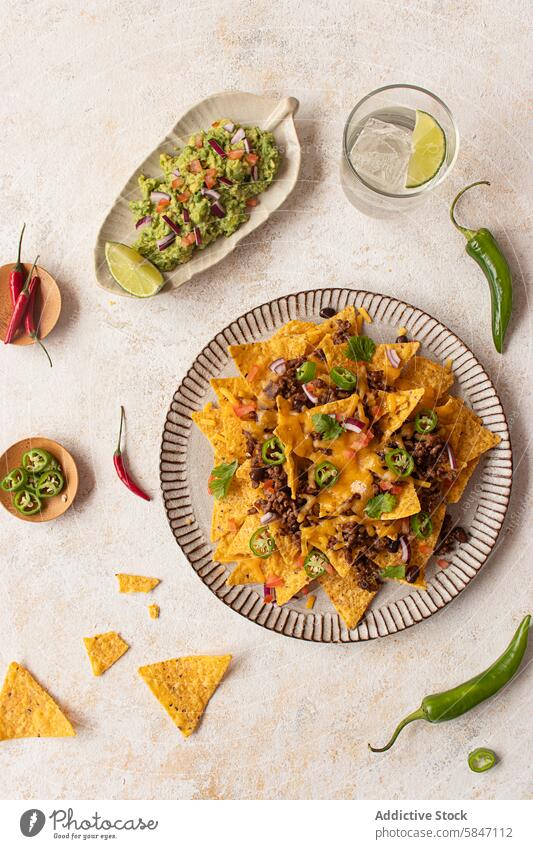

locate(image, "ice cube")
(350, 117), (412, 192)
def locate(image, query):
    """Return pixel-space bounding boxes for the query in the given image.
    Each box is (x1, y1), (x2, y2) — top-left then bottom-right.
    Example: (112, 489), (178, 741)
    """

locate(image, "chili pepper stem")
(450, 181), (491, 240)
(115, 405), (125, 455)
(16, 223), (26, 267)
(34, 336), (53, 368)
(368, 708), (426, 753)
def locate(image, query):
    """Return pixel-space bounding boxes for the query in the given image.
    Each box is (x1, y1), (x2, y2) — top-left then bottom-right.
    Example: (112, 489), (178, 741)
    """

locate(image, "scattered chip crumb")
(116, 573), (160, 593)
(83, 632), (129, 676)
(306, 595), (316, 610)
(445, 357), (454, 372)
(148, 604), (160, 619)
(185, 518), (193, 526)
(398, 326), (408, 336)
(358, 307), (372, 323)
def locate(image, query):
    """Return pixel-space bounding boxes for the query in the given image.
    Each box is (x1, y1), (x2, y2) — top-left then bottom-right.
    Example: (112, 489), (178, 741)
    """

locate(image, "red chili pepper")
(4, 255), (39, 345)
(24, 276), (53, 368)
(9, 223), (26, 306)
(113, 406), (151, 501)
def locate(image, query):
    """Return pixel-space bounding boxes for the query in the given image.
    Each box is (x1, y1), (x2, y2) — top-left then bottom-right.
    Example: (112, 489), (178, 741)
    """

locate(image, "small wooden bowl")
(0, 263), (61, 345)
(0, 437), (78, 523)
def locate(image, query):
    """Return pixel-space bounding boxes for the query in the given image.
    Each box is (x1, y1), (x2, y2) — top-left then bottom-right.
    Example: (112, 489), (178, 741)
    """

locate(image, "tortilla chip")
(375, 387), (425, 435)
(320, 568), (375, 629)
(374, 503), (446, 588)
(447, 457), (480, 503)
(370, 342), (420, 381)
(434, 396), (466, 455)
(214, 514), (261, 562)
(456, 407), (501, 467)
(380, 479), (420, 520)
(0, 662), (75, 740)
(148, 604), (160, 619)
(229, 335), (308, 391)
(83, 632), (130, 676)
(211, 460), (255, 541)
(116, 574), (160, 593)
(138, 655), (231, 738)
(226, 557), (266, 585)
(270, 528), (309, 603)
(301, 519), (354, 577)
(399, 355), (454, 407)
(304, 305), (356, 348)
(271, 319), (316, 338)
(191, 403), (227, 460)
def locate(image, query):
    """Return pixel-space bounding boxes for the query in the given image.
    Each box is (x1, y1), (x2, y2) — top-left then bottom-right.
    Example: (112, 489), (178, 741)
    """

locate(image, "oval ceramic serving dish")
(160, 289), (512, 643)
(94, 91), (301, 296)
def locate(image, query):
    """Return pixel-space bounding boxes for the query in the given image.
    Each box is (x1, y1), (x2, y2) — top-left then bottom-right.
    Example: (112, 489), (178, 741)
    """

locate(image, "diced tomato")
(232, 402), (256, 418)
(245, 198), (259, 207)
(204, 168), (218, 188)
(246, 152), (259, 165)
(189, 159), (203, 173)
(344, 448), (357, 460)
(379, 480), (393, 492)
(391, 484), (403, 495)
(194, 135), (203, 149)
(181, 232), (196, 246)
(227, 519), (239, 533)
(172, 176), (185, 189)
(300, 585), (309, 595)
(227, 149), (245, 160)
(324, 562), (335, 576)
(263, 593), (274, 604)
(437, 558), (449, 569)
(265, 574), (284, 588)
(419, 544), (433, 555)
(156, 199), (170, 213)
(295, 555), (305, 570)
(177, 191), (191, 202)
(263, 479), (275, 494)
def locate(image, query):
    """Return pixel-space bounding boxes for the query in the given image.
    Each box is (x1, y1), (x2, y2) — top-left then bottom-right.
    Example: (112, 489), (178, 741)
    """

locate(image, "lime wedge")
(405, 110), (446, 189)
(104, 242), (164, 298)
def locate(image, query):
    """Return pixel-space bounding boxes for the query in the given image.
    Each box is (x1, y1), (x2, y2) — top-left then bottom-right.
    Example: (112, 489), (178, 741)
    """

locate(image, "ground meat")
(275, 357), (311, 411)
(436, 513), (468, 555)
(367, 370), (388, 391)
(403, 433), (449, 481)
(328, 522), (388, 566)
(332, 319), (352, 345)
(354, 556), (382, 592)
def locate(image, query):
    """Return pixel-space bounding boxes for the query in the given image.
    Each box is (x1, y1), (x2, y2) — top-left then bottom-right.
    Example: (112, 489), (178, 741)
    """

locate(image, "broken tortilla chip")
(83, 632), (130, 676)
(226, 558), (265, 585)
(0, 662), (75, 740)
(116, 573), (160, 593)
(148, 604), (160, 619)
(320, 568), (375, 630)
(138, 655), (231, 738)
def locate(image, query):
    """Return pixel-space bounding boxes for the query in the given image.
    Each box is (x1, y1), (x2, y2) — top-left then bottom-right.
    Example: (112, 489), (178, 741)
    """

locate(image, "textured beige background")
(1, 0), (532, 800)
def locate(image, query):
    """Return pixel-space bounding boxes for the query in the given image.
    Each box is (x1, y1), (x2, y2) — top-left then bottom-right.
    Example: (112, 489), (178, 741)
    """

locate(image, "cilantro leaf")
(312, 413), (345, 441)
(379, 564), (406, 580)
(208, 459), (238, 500)
(345, 335), (376, 363)
(364, 492), (397, 518)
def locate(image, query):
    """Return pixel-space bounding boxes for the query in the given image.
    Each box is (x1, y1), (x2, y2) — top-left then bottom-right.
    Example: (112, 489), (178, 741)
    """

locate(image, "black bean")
(250, 467), (266, 482)
(319, 307), (337, 319)
(396, 334), (408, 343)
(386, 537), (400, 553)
(406, 565), (420, 583)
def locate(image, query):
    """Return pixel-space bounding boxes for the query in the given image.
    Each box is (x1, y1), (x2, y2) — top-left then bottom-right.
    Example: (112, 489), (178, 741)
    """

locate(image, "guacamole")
(130, 120), (281, 271)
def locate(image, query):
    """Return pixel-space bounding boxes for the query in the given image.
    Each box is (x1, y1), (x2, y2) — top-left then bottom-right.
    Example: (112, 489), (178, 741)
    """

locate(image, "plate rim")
(160, 288), (512, 643)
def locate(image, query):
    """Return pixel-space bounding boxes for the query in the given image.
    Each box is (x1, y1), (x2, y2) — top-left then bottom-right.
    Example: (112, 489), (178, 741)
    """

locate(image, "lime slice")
(104, 242), (164, 298)
(405, 110), (446, 189)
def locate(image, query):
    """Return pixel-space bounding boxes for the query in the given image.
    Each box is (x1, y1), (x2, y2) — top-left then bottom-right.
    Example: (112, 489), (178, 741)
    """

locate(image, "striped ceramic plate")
(160, 289), (512, 642)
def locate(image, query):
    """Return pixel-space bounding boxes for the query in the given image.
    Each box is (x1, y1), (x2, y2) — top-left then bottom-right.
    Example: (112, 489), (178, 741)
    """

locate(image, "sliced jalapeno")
(330, 366), (357, 391)
(1, 467), (27, 493)
(249, 527), (276, 558)
(25, 472), (40, 492)
(411, 511), (433, 539)
(385, 448), (414, 478)
(13, 489), (42, 516)
(415, 409), (438, 434)
(314, 461), (339, 489)
(261, 436), (286, 466)
(468, 748), (497, 773)
(22, 448), (53, 474)
(36, 469), (65, 498)
(304, 548), (329, 579)
(296, 361), (316, 383)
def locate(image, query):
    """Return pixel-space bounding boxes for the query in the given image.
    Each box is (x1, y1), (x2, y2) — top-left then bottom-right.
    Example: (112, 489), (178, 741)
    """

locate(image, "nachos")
(192, 306), (500, 630)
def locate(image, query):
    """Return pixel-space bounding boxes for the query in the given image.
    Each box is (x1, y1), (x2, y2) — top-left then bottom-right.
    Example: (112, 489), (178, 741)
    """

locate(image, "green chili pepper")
(22, 448), (53, 474)
(13, 488), (42, 516)
(36, 469), (65, 498)
(415, 409), (438, 434)
(296, 361), (316, 383)
(369, 614), (530, 753)
(330, 366), (357, 391)
(450, 181), (513, 354)
(249, 527), (276, 558)
(411, 511), (433, 539)
(25, 472), (40, 492)
(468, 747), (497, 773)
(304, 549), (329, 579)
(314, 461), (338, 489)
(385, 448), (414, 478)
(1, 467), (27, 493)
(261, 436), (286, 466)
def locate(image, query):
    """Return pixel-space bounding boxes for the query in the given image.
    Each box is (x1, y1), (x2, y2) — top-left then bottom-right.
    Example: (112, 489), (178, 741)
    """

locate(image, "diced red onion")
(194, 226), (202, 246)
(135, 215), (152, 230)
(172, 169), (181, 178)
(161, 214), (181, 235)
(386, 348), (401, 368)
(302, 383), (319, 404)
(269, 357), (286, 375)
(218, 176), (233, 187)
(243, 137), (251, 154)
(211, 202), (226, 219)
(150, 190), (170, 203)
(157, 233), (176, 251)
(231, 127), (245, 145)
(344, 417), (365, 433)
(446, 443), (457, 470)
(201, 187), (221, 200)
(251, 165), (259, 181)
(182, 207), (190, 223)
(400, 535), (411, 563)
(208, 138), (226, 157)
(223, 122), (234, 133)
(260, 511), (276, 525)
